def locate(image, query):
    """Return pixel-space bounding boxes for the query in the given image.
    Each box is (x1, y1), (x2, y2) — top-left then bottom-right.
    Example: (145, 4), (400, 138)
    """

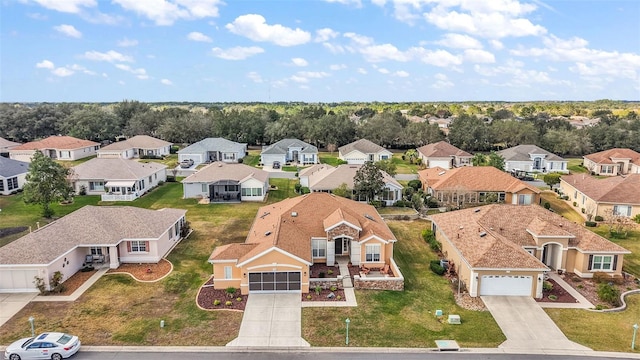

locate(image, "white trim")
(237, 247), (312, 267)
(525, 229), (575, 239)
(208, 259), (237, 264)
(359, 234), (389, 244)
(330, 234), (354, 240)
(324, 220), (362, 232)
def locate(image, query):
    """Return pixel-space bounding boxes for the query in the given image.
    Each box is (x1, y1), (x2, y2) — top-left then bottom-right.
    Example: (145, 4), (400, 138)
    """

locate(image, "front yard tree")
(353, 161), (385, 204)
(487, 151), (505, 171)
(23, 150), (74, 218)
(375, 159), (397, 176)
(543, 173), (562, 189)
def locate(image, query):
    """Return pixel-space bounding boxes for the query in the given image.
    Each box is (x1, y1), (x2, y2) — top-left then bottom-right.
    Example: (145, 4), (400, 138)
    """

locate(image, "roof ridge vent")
(479, 232), (487, 237)
(264, 231), (271, 236)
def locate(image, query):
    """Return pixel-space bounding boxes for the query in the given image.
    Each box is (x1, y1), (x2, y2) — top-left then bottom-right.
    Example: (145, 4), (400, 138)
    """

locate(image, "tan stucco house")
(0, 206), (187, 293)
(416, 141), (472, 169)
(583, 148), (640, 176)
(9, 135), (99, 162)
(430, 204), (630, 298)
(419, 166), (541, 207)
(560, 174), (640, 219)
(208, 192), (401, 294)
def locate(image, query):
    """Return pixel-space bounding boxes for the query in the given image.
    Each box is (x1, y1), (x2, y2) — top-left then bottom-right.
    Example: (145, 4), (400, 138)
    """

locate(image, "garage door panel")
(480, 275), (532, 296)
(0, 270), (39, 293)
(248, 271), (301, 293)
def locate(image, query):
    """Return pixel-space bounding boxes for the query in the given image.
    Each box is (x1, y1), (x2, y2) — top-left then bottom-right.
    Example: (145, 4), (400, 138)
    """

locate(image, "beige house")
(0, 206), (187, 293)
(338, 139), (393, 164)
(182, 162), (269, 202)
(416, 141), (472, 169)
(208, 193), (401, 294)
(97, 135), (172, 159)
(299, 164), (403, 206)
(9, 136), (99, 162)
(0, 157), (29, 195)
(419, 166), (541, 207)
(430, 205), (629, 298)
(560, 174), (640, 219)
(0, 137), (20, 156)
(583, 148), (640, 176)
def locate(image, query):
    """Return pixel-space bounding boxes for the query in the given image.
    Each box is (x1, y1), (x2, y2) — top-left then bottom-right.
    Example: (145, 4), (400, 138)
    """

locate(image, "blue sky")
(1, 0), (639, 102)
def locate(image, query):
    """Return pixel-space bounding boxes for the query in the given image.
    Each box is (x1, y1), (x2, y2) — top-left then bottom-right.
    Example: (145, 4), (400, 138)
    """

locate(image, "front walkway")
(538, 272), (595, 309)
(227, 293), (309, 347)
(303, 257), (358, 308)
(482, 296), (592, 351)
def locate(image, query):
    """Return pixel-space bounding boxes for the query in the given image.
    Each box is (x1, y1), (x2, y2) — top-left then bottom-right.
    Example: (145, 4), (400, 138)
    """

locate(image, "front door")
(334, 238), (348, 255)
(335, 239), (342, 255)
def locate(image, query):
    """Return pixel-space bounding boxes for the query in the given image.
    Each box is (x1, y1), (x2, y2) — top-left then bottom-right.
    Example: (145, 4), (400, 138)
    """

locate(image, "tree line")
(0, 101), (638, 155)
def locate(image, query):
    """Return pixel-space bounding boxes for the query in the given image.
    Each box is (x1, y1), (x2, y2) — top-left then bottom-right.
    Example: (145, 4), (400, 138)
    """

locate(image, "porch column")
(327, 239), (335, 266)
(109, 245), (120, 269)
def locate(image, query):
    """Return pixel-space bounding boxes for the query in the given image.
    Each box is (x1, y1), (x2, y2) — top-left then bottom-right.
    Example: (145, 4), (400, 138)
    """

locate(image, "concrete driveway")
(0, 293), (38, 327)
(482, 296), (591, 351)
(227, 293), (309, 347)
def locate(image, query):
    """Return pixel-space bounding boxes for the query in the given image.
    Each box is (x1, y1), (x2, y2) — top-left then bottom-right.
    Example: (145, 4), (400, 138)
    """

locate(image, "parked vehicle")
(4, 332), (81, 360)
(180, 159), (194, 168)
(272, 161), (281, 169)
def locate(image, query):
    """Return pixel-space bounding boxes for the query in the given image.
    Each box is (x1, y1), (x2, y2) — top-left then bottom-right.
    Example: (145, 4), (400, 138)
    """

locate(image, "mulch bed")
(536, 278), (578, 303)
(559, 272), (639, 308)
(302, 288), (346, 302)
(43, 268), (98, 296)
(106, 258), (172, 281)
(197, 278), (248, 311)
(309, 263), (340, 278)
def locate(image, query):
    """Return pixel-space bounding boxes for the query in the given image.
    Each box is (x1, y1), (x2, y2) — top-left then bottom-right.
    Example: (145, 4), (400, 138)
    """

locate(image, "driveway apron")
(227, 293), (310, 347)
(482, 296), (592, 351)
(0, 293), (38, 327)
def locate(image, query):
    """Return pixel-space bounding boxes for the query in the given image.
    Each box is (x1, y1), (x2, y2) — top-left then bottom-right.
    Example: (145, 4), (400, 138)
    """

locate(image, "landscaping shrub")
(330, 286), (337, 292)
(225, 301), (233, 306)
(301, 187), (310, 194)
(33, 276), (46, 294)
(425, 197), (439, 208)
(543, 202), (551, 210)
(50, 271), (65, 293)
(594, 215), (604, 222)
(213, 299), (221, 306)
(597, 283), (621, 307)
(634, 214), (640, 224)
(319, 272), (325, 278)
(314, 285), (321, 295)
(585, 221), (597, 227)
(236, 297), (242, 302)
(543, 281), (553, 292)
(548, 295), (557, 301)
(592, 272), (624, 284)
(226, 287), (237, 297)
(327, 269), (333, 275)
(573, 201), (577, 207)
(294, 183), (302, 193)
(430, 261), (445, 276)
(407, 179), (422, 190)
(422, 229), (441, 252)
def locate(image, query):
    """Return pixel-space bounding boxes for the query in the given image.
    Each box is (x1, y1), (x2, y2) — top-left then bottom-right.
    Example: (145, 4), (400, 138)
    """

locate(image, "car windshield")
(22, 338), (34, 348)
(57, 334), (72, 345)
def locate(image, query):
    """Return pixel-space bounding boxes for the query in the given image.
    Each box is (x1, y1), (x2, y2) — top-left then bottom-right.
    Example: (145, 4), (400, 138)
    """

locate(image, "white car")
(4, 332), (80, 360)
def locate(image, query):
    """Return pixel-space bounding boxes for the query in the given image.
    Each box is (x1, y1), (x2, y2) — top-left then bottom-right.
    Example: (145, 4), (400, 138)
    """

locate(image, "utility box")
(447, 315), (461, 325)
(435, 309), (443, 316)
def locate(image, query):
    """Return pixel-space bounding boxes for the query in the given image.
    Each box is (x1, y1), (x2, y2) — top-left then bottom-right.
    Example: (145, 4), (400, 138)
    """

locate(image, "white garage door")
(0, 269), (40, 293)
(248, 271), (301, 293)
(480, 275), (532, 296)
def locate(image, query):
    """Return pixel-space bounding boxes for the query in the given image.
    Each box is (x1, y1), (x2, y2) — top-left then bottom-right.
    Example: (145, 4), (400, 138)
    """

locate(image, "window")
(90, 247), (102, 255)
(155, 173), (157, 179)
(381, 188), (396, 201)
(0, 179), (4, 192)
(89, 181), (104, 191)
(549, 162), (554, 170)
(202, 184), (208, 193)
(169, 227), (174, 239)
(368, 154), (374, 161)
(148, 176), (152, 183)
(365, 244), (381, 262)
(582, 195), (586, 204)
(7, 177), (18, 190)
(241, 187), (263, 197)
(140, 179), (145, 189)
(592, 255), (613, 270)
(380, 154), (389, 160)
(613, 205), (632, 217)
(94, 145), (99, 150)
(574, 190), (577, 199)
(601, 165), (614, 174)
(498, 193), (506, 202)
(223, 152), (236, 160)
(60, 151), (71, 159)
(224, 266), (232, 279)
(174, 222), (179, 238)
(312, 239), (326, 258)
(518, 194), (532, 205)
(130, 241), (147, 252)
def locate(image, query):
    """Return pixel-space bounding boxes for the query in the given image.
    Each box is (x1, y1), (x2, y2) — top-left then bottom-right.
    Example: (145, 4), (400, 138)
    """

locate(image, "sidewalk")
(302, 257), (357, 308)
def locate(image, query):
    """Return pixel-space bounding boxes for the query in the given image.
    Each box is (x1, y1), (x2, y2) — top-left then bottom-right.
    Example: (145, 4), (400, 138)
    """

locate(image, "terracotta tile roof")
(182, 161), (269, 184)
(561, 174), (640, 204)
(323, 208), (361, 230)
(306, 164), (401, 190)
(430, 204), (629, 270)
(418, 166), (540, 193)
(99, 135), (171, 151)
(71, 158), (166, 180)
(209, 243), (258, 261)
(584, 148), (640, 165)
(0, 206), (186, 265)
(526, 217), (575, 238)
(339, 139), (387, 155)
(210, 193), (396, 264)
(12, 136), (99, 150)
(416, 141), (471, 158)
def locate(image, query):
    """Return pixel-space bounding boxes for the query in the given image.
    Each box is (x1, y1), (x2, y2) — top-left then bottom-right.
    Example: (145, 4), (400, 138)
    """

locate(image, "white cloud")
(117, 38), (138, 47)
(52, 67), (74, 77)
(28, 0), (96, 14)
(322, 42), (346, 54)
(298, 71), (330, 78)
(431, 73), (454, 89)
(344, 32), (374, 47)
(324, 0), (362, 6)
(115, 64), (148, 79)
(112, 0), (222, 26)
(329, 64), (347, 70)
(291, 57), (308, 67)
(226, 14), (311, 47)
(489, 39), (504, 50)
(290, 75), (308, 83)
(83, 50), (134, 63)
(161, 79), (172, 85)
(187, 31), (212, 42)
(359, 43), (412, 62)
(211, 46), (264, 60)
(394, 70), (409, 77)
(27, 12), (48, 20)
(464, 49), (496, 63)
(411, 48), (463, 67)
(69, 64), (96, 75)
(315, 28), (339, 42)
(357, 68), (367, 74)
(377, 67), (390, 74)
(53, 24), (82, 38)
(36, 60), (55, 69)
(247, 72), (263, 83)
(436, 33), (482, 49)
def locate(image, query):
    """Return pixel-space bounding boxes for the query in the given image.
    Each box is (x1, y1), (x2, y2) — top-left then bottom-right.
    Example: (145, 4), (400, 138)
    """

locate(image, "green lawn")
(376, 207), (417, 215)
(567, 158), (587, 174)
(139, 154), (179, 167)
(319, 152), (345, 166)
(590, 227), (640, 277)
(540, 191), (585, 224)
(242, 153), (260, 167)
(302, 220), (505, 348)
(391, 153), (420, 174)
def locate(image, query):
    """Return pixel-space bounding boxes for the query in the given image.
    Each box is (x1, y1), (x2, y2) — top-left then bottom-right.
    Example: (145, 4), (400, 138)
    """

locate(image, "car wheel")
(9, 354), (21, 360)
(51, 353), (62, 360)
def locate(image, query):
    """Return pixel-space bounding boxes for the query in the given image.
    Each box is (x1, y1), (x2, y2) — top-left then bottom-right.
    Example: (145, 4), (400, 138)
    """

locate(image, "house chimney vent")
(479, 232), (487, 237)
(291, 211), (298, 217)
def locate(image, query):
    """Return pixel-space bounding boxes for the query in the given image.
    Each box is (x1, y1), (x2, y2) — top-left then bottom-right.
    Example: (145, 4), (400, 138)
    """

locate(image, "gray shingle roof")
(339, 139), (387, 155)
(261, 138), (318, 155)
(416, 141), (471, 158)
(178, 138), (246, 154)
(71, 158), (166, 180)
(182, 161), (269, 184)
(0, 156), (29, 177)
(99, 135), (171, 151)
(498, 145), (564, 162)
(0, 206), (187, 265)
(0, 137), (21, 151)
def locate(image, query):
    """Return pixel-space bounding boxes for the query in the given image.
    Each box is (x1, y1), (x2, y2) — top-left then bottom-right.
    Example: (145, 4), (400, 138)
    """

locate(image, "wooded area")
(1, 100), (638, 156)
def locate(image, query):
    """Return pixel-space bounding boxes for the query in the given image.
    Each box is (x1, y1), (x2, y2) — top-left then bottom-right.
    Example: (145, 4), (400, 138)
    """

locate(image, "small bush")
(581, 208), (586, 213)
(633, 214), (640, 224)
(294, 183), (302, 193)
(577, 284), (584, 289)
(430, 262), (445, 275)
(226, 287), (236, 297)
(327, 269), (333, 275)
(301, 187), (311, 194)
(319, 272), (325, 278)
(593, 272), (616, 284)
(543, 281), (553, 292)
(595, 304), (607, 310)
(33, 276), (46, 294)
(50, 271), (65, 293)
(236, 297), (243, 302)
(407, 179), (422, 190)
(330, 285), (337, 292)
(314, 285), (322, 295)
(585, 221), (597, 227)
(336, 295), (342, 300)
(548, 295), (557, 301)
(225, 300), (233, 306)
(213, 299), (221, 306)
(594, 215), (604, 222)
(597, 283), (621, 307)
(79, 185), (87, 196)
(543, 202), (551, 210)
(573, 201), (577, 207)
(306, 294), (312, 300)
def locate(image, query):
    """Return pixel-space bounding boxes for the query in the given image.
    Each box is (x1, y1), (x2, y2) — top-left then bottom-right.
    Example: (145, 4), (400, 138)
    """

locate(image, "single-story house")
(560, 174), (640, 219)
(97, 135), (172, 159)
(182, 161), (269, 202)
(418, 166), (541, 206)
(0, 137), (21, 156)
(416, 141), (472, 169)
(583, 148), (640, 176)
(70, 158), (167, 201)
(208, 192), (402, 294)
(0, 206), (187, 293)
(430, 204), (630, 298)
(338, 139), (393, 164)
(498, 144), (568, 173)
(0, 157), (29, 195)
(9, 135), (100, 162)
(299, 164), (403, 206)
(178, 137), (247, 166)
(260, 138), (319, 166)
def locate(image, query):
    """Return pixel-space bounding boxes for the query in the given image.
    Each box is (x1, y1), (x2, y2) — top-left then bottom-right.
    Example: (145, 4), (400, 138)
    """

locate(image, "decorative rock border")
(105, 258), (174, 283)
(587, 289), (640, 313)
